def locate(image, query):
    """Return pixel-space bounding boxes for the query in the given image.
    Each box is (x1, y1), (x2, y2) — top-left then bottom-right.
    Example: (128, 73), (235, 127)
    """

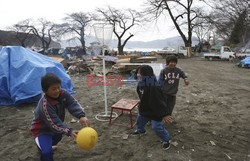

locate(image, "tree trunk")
(118, 46), (123, 55)
(187, 47), (192, 57)
(185, 42), (192, 57)
(117, 38), (123, 55)
(80, 30), (86, 55)
(80, 39), (86, 55)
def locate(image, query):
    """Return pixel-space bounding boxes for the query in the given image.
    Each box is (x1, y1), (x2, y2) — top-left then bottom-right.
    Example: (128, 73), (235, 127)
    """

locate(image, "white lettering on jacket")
(165, 73), (180, 80)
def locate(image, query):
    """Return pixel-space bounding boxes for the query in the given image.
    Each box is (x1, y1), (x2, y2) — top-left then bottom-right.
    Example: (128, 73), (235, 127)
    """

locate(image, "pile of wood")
(67, 59), (94, 74)
(51, 51), (158, 74)
(112, 54), (157, 72)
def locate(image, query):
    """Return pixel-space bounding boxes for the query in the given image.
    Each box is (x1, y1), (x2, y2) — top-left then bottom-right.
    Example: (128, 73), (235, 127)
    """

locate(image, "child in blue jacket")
(31, 73), (89, 161)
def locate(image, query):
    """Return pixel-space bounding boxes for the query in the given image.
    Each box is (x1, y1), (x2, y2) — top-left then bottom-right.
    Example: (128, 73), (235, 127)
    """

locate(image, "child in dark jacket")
(159, 55), (189, 115)
(133, 65), (173, 150)
(31, 73), (90, 161)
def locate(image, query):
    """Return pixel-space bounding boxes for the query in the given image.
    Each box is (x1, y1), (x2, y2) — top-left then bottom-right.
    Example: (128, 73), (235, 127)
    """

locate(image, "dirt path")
(0, 57), (249, 161)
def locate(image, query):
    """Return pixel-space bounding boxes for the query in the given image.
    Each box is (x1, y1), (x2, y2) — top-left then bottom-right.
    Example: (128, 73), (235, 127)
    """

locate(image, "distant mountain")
(1, 29), (198, 49)
(0, 30), (61, 48)
(125, 36), (199, 48)
(60, 35), (97, 48)
(60, 35), (199, 49)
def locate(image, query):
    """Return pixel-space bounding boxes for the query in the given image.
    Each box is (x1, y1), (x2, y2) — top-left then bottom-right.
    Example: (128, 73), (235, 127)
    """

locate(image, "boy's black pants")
(163, 94), (176, 115)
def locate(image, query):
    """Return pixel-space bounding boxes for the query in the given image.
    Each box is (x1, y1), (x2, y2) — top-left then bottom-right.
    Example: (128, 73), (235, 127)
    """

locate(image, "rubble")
(57, 51), (159, 74)
(210, 140), (216, 146)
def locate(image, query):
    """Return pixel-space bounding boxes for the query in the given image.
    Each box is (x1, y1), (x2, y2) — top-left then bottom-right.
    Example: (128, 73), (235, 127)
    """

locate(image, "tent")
(240, 57), (250, 67)
(0, 46), (74, 106)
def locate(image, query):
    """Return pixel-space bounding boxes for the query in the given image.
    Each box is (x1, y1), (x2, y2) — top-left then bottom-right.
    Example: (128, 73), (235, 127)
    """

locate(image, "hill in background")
(0, 29), (198, 49)
(0, 30), (61, 48)
(60, 35), (199, 49)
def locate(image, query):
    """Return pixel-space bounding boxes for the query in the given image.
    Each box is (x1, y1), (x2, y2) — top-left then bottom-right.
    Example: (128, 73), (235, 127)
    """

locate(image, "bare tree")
(63, 12), (91, 55)
(25, 19), (60, 53)
(202, 0), (249, 45)
(11, 19), (32, 47)
(146, 0), (202, 57)
(96, 6), (142, 54)
(193, 18), (210, 44)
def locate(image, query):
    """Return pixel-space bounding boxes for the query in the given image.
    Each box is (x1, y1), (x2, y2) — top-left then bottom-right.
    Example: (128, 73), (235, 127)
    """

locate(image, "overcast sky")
(0, 0), (180, 41)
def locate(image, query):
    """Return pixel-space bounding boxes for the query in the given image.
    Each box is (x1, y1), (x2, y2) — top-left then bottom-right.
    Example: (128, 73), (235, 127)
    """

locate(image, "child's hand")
(184, 79), (189, 86)
(70, 130), (78, 139)
(79, 116), (90, 127)
(163, 115), (173, 124)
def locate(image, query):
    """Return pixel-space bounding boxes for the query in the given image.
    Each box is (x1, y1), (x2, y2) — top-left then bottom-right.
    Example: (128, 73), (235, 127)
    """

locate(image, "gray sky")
(0, 0), (179, 41)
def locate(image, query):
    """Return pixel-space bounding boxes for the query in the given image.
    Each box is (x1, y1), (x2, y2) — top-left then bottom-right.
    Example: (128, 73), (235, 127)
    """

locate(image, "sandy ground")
(0, 56), (250, 161)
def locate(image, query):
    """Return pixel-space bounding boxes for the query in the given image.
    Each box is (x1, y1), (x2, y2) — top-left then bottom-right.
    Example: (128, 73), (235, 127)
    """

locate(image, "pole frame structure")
(93, 23), (118, 121)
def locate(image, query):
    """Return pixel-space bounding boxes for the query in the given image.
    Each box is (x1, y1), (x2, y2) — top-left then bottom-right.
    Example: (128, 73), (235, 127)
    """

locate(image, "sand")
(0, 56), (250, 161)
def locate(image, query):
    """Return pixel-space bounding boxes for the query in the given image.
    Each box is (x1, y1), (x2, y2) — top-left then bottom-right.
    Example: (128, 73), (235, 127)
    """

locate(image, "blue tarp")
(0, 46), (74, 106)
(240, 57), (250, 67)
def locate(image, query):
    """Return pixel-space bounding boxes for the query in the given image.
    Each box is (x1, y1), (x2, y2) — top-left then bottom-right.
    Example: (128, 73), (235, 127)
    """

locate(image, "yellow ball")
(76, 127), (98, 150)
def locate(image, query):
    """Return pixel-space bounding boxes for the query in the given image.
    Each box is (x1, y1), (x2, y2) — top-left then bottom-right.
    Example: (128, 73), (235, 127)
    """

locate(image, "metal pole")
(94, 23), (118, 121)
(102, 24), (108, 116)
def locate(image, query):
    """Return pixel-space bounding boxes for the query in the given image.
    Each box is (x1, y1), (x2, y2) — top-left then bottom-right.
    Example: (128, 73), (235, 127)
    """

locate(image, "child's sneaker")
(162, 141), (170, 150)
(131, 130), (146, 136)
(52, 146), (58, 152)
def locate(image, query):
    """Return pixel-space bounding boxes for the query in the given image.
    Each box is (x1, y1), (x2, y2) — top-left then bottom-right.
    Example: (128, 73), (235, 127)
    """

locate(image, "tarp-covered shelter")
(0, 46), (74, 106)
(240, 57), (250, 67)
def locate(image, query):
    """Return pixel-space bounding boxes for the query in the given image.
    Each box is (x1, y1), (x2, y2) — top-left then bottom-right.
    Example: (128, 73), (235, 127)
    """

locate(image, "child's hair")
(137, 65), (158, 87)
(41, 73), (61, 92)
(166, 55), (178, 65)
(138, 65), (155, 77)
